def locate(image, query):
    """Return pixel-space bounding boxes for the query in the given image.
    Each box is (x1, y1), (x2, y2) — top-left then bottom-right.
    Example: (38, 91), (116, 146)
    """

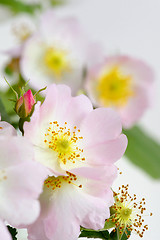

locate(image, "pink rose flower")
(24, 84), (127, 176)
(0, 118), (48, 227)
(85, 55), (155, 128)
(20, 10), (101, 94)
(27, 167), (116, 240)
(24, 84), (127, 240)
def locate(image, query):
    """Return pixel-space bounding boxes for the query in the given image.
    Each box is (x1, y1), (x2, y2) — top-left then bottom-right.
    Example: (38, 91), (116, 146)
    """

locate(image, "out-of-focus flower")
(1, 15), (35, 88)
(109, 185), (152, 238)
(0, 219), (11, 240)
(27, 169), (116, 240)
(24, 84), (127, 176)
(20, 10), (100, 93)
(15, 89), (36, 118)
(0, 118), (48, 227)
(86, 55), (155, 128)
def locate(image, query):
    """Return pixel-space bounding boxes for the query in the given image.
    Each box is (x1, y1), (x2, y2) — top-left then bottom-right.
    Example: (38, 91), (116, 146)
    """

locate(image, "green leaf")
(0, 0), (41, 14)
(123, 126), (160, 179)
(79, 229), (110, 239)
(7, 226), (17, 240)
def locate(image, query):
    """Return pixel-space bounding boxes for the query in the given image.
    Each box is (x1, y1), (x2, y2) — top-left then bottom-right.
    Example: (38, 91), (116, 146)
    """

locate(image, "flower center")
(44, 47), (71, 78)
(44, 121), (85, 166)
(96, 67), (134, 107)
(44, 171), (82, 191)
(56, 139), (70, 153)
(109, 185), (150, 238)
(119, 207), (132, 221)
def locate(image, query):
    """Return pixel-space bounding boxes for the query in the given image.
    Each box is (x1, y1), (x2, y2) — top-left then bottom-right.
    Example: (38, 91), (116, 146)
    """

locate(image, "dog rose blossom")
(20, 10), (98, 93)
(27, 167), (116, 240)
(24, 84), (127, 176)
(0, 118), (48, 227)
(24, 84), (127, 240)
(86, 55), (154, 128)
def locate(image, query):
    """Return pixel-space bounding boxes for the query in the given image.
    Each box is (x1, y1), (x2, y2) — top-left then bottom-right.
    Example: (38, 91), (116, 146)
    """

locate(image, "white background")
(0, 0), (160, 239)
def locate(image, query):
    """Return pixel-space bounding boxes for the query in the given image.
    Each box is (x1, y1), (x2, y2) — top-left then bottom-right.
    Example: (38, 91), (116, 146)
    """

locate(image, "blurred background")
(0, 0), (160, 239)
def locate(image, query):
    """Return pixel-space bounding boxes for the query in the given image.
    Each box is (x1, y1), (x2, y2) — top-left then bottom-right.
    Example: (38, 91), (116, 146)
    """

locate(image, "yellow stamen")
(108, 185), (152, 238)
(44, 47), (71, 78)
(44, 171), (82, 190)
(44, 121), (85, 166)
(96, 66), (134, 107)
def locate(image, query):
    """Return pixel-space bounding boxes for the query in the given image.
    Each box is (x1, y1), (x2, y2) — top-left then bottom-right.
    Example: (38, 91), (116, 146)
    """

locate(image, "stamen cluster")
(44, 121), (85, 165)
(110, 185), (152, 238)
(96, 67), (134, 107)
(44, 171), (82, 190)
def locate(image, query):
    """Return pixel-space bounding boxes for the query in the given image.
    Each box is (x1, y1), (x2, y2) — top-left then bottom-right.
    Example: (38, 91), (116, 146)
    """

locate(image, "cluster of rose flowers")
(1, 9), (154, 240)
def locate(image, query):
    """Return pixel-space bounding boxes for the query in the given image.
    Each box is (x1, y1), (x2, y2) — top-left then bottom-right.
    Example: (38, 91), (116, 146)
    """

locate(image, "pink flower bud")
(15, 89), (35, 118)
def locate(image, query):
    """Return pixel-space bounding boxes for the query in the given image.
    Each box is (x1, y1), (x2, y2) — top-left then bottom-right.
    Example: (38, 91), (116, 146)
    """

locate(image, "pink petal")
(71, 165), (117, 183)
(0, 219), (11, 240)
(40, 84), (71, 123)
(0, 136), (48, 227)
(40, 10), (83, 42)
(80, 108), (122, 147)
(24, 102), (41, 143)
(119, 86), (150, 128)
(0, 136), (33, 168)
(28, 179), (111, 240)
(63, 94), (93, 129)
(0, 161), (47, 227)
(84, 134), (127, 165)
(0, 121), (17, 136)
(28, 219), (49, 240)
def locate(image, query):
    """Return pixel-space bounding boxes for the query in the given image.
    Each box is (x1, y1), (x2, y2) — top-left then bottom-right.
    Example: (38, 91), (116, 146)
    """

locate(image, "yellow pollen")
(0, 127), (3, 129)
(96, 66), (134, 107)
(44, 47), (72, 78)
(44, 121), (85, 166)
(44, 172), (82, 190)
(108, 185), (151, 238)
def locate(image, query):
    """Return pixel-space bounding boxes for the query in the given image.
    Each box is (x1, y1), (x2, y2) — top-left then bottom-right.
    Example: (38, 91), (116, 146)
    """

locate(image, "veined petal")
(28, 177), (110, 240)
(0, 121), (17, 136)
(0, 136), (33, 168)
(80, 108), (122, 146)
(84, 134), (127, 164)
(0, 136), (48, 227)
